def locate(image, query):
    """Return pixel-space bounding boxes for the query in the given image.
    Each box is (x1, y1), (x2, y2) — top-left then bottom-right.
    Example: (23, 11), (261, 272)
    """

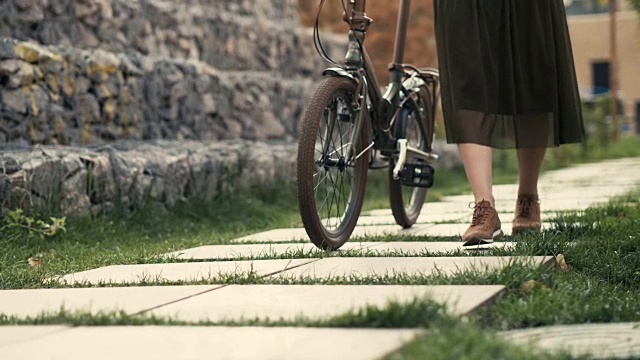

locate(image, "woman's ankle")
(474, 196), (495, 208)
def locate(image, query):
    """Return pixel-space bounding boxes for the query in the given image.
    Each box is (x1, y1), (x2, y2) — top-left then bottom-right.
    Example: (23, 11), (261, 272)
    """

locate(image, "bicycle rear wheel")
(389, 86), (435, 228)
(297, 77), (371, 250)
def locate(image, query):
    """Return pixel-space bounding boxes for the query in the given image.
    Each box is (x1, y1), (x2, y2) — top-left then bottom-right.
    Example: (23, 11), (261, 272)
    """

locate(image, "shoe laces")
(469, 200), (492, 226)
(517, 195), (539, 218)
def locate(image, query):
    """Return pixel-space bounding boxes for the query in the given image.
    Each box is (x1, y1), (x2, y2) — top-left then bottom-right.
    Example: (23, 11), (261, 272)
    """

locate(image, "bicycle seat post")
(342, 0), (373, 68)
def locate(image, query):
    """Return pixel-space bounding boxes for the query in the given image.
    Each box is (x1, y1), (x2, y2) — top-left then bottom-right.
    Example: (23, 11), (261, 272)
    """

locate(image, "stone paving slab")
(0, 326), (421, 360)
(540, 178), (639, 189)
(542, 161), (640, 184)
(432, 200), (598, 214)
(501, 322), (640, 359)
(149, 285), (506, 321)
(228, 225), (393, 243)
(233, 225), (410, 243)
(59, 255), (552, 286)
(232, 222), (556, 244)
(271, 256), (554, 280)
(366, 241), (515, 255)
(366, 212), (560, 229)
(366, 202), (471, 217)
(0, 285), (221, 319)
(165, 242), (375, 260)
(446, 189), (624, 202)
(544, 178), (640, 188)
(412, 223), (484, 237)
(443, 194), (610, 212)
(164, 240), (511, 261)
(490, 184), (519, 197)
(368, 207), (512, 217)
(364, 159), (640, 218)
(356, 212), (468, 226)
(538, 187), (630, 198)
(493, 201), (598, 213)
(232, 228), (310, 242)
(0, 326), (69, 348)
(59, 259), (318, 285)
(411, 223), (555, 237)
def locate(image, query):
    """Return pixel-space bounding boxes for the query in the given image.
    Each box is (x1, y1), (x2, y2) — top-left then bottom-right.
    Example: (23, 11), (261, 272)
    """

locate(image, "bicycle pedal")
(400, 163), (435, 188)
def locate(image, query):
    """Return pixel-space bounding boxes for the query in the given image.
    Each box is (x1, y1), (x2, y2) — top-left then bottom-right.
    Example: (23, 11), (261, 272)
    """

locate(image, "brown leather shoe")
(462, 200), (503, 246)
(512, 194), (542, 233)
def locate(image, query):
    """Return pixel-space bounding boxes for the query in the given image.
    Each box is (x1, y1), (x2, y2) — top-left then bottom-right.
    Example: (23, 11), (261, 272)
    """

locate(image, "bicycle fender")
(322, 68), (357, 82)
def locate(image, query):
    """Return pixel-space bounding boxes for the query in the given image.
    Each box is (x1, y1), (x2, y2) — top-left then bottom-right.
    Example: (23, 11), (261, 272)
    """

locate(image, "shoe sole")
(463, 229), (503, 247)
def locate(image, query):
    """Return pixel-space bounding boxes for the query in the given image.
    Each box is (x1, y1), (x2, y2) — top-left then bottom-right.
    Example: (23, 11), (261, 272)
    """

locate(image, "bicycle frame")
(297, 0), (441, 249)
(336, 0), (408, 141)
(329, 0), (436, 177)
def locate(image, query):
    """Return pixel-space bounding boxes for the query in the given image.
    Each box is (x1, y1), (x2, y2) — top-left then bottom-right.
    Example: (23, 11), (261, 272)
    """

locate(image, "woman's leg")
(459, 143), (502, 246)
(513, 147), (546, 232)
(516, 148), (546, 196)
(458, 143), (494, 206)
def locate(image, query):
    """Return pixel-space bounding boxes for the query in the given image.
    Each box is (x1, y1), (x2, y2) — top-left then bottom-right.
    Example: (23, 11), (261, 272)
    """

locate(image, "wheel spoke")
(298, 78), (369, 249)
(326, 170), (338, 228)
(313, 97), (357, 231)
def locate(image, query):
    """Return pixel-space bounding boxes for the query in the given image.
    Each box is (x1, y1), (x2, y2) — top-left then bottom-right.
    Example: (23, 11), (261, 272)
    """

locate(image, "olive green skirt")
(434, 0), (585, 148)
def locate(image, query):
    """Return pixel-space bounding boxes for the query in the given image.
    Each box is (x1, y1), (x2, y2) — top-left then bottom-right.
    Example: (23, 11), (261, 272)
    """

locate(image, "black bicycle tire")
(297, 76), (370, 250)
(388, 86), (435, 228)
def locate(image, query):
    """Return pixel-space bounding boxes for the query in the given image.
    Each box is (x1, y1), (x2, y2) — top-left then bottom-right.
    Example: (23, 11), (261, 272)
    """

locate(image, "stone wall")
(0, 39), (313, 146)
(0, 139), (461, 217)
(0, 0), (347, 147)
(0, 0), (334, 74)
(0, 140), (298, 217)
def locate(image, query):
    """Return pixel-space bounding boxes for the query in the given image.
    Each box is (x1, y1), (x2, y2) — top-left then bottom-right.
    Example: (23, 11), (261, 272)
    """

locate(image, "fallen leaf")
(520, 280), (546, 295)
(27, 258), (41, 268)
(556, 254), (569, 272)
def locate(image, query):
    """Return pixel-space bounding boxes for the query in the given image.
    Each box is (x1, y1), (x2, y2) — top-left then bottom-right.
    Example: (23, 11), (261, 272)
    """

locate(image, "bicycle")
(297, 0), (440, 250)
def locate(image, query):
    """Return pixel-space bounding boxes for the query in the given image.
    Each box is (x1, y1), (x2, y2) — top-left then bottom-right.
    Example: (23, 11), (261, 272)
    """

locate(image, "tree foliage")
(630, 0), (640, 13)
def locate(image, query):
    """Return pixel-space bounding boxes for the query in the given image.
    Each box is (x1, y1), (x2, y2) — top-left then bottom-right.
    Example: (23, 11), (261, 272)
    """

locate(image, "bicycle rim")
(297, 77), (370, 250)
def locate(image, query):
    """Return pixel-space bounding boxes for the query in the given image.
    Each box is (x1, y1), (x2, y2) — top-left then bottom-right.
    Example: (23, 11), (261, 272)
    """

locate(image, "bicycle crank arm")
(393, 140), (439, 180)
(406, 146), (439, 161)
(392, 139), (408, 180)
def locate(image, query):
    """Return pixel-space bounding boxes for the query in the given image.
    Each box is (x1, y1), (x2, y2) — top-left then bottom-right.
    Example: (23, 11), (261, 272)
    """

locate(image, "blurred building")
(565, 0), (640, 132)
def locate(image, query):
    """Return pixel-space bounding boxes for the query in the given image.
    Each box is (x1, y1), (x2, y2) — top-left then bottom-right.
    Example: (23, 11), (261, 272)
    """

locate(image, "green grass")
(476, 198), (640, 330)
(3, 149), (640, 358)
(0, 166), (478, 290)
(0, 182), (300, 289)
(160, 245), (514, 263)
(386, 319), (578, 360)
(388, 198), (640, 359)
(1, 202), (639, 359)
(0, 297), (448, 328)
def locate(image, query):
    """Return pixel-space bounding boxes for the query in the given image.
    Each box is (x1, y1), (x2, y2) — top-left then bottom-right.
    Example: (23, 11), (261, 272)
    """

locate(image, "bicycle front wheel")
(297, 77), (371, 250)
(389, 86), (435, 228)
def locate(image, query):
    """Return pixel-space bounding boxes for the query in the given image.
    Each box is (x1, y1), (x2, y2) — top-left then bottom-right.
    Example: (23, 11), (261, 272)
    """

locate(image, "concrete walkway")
(1, 158), (640, 359)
